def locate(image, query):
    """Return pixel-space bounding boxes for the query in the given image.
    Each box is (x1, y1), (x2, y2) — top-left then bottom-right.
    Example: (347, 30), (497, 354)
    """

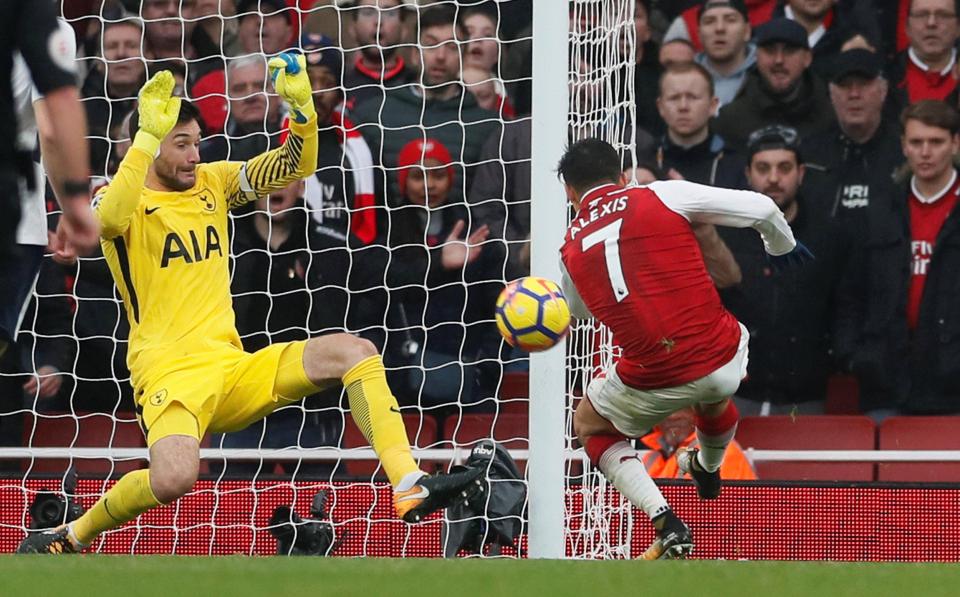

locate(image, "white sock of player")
(695, 425), (736, 472)
(598, 441), (670, 520)
(695, 401), (740, 473)
(65, 522), (88, 549)
(395, 470), (427, 492)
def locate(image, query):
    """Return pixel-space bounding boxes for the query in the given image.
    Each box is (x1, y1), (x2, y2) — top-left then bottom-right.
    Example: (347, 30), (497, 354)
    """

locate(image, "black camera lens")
(29, 493), (67, 529)
(39, 499), (65, 523)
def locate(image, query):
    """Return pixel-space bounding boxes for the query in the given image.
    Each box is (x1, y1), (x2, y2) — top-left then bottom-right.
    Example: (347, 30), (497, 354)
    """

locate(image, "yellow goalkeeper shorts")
(134, 340), (319, 446)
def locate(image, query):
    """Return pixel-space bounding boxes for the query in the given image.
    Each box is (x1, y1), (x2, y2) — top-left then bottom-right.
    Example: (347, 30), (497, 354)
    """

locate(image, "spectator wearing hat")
(351, 4), (500, 207)
(888, 0), (959, 105)
(773, 0), (881, 79)
(713, 18), (835, 151)
(379, 137), (499, 408)
(693, 0), (756, 106)
(718, 124), (849, 415)
(802, 49), (904, 247)
(340, 0), (417, 113)
(201, 55), (283, 161)
(836, 100), (960, 417)
(664, 0), (777, 51)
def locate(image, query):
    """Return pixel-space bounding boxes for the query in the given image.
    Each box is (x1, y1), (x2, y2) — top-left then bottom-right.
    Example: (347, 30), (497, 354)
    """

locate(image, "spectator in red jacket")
(835, 100), (960, 417)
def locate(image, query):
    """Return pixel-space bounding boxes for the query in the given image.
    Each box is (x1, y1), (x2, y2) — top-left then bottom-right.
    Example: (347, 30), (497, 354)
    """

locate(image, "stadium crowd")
(2, 0), (960, 481)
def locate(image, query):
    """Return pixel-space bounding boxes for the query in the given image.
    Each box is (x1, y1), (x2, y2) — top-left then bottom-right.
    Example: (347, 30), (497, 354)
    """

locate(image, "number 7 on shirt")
(580, 218), (630, 302)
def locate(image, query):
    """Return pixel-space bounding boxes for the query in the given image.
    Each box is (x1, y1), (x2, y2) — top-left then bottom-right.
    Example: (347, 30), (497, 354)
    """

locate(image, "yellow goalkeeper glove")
(133, 70), (181, 155)
(269, 52), (316, 124)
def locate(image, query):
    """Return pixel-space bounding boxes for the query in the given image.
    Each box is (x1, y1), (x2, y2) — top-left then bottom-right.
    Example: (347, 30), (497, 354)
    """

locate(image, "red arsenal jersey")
(560, 181), (795, 390)
(907, 171), (960, 330)
(903, 49), (958, 103)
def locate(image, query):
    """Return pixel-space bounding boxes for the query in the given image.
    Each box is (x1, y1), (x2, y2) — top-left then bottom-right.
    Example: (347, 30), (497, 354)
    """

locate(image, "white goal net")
(0, 0), (637, 559)
(564, 0), (637, 560)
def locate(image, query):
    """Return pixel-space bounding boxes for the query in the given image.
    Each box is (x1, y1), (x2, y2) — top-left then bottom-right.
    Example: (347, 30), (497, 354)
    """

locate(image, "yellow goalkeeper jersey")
(93, 117), (318, 382)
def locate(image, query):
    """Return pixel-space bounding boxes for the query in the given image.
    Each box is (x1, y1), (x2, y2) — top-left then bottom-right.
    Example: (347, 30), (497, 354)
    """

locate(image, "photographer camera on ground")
(27, 468), (85, 531)
(268, 490), (340, 556)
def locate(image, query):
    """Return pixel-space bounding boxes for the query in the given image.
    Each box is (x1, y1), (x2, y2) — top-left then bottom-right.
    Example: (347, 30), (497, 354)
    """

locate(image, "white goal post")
(526, 0), (570, 560)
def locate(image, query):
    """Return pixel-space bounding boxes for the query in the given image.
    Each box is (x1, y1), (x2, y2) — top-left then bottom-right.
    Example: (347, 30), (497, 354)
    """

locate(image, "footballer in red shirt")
(558, 138), (810, 559)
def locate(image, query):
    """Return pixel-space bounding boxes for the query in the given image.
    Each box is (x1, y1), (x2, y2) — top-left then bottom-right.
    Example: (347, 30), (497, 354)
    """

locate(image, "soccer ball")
(495, 277), (571, 352)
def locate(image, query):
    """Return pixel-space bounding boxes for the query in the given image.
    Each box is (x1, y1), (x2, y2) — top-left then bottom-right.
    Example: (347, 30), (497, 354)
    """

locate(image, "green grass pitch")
(1, 557), (959, 597)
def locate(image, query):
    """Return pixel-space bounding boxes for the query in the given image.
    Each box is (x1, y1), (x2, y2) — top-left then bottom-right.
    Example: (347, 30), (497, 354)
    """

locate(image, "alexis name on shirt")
(568, 192), (629, 240)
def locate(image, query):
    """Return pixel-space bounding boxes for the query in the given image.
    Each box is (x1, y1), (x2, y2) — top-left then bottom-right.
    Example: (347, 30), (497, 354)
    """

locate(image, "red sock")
(585, 433), (628, 466)
(695, 400), (739, 436)
(694, 401), (739, 472)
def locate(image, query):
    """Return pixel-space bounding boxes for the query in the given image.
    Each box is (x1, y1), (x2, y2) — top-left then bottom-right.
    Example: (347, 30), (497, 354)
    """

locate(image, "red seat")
(442, 413), (529, 474)
(198, 433), (212, 475)
(877, 417), (960, 482)
(498, 372), (529, 414)
(341, 413), (439, 479)
(442, 413), (528, 449)
(824, 374), (860, 415)
(23, 412), (146, 475)
(735, 415), (875, 481)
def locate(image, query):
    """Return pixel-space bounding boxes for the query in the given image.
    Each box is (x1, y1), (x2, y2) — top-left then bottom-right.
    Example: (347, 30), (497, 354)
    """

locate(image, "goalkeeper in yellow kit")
(18, 55), (482, 555)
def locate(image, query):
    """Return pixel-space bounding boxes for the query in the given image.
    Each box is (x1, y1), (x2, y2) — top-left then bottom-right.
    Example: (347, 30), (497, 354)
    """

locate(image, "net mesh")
(565, 0), (636, 559)
(1, 0), (637, 558)
(6, 478), (960, 561)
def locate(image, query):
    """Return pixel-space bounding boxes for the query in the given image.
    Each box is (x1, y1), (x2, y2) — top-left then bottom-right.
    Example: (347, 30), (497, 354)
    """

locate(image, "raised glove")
(136, 71), (181, 144)
(269, 52), (316, 124)
(768, 241), (815, 273)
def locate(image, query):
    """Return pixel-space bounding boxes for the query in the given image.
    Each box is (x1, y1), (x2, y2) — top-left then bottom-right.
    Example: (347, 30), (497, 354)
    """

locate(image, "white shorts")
(586, 323), (749, 438)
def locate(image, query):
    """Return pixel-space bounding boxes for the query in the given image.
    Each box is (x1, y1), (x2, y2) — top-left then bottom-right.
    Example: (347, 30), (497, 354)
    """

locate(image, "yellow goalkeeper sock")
(343, 355), (420, 488)
(71, 469), (162, 545)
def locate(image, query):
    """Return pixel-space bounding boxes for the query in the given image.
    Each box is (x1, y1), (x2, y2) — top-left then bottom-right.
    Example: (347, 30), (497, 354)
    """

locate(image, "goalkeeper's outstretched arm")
(223, 53), (319, 208)
(95, 71), (181, 238)
(223, 116), (318, 209)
